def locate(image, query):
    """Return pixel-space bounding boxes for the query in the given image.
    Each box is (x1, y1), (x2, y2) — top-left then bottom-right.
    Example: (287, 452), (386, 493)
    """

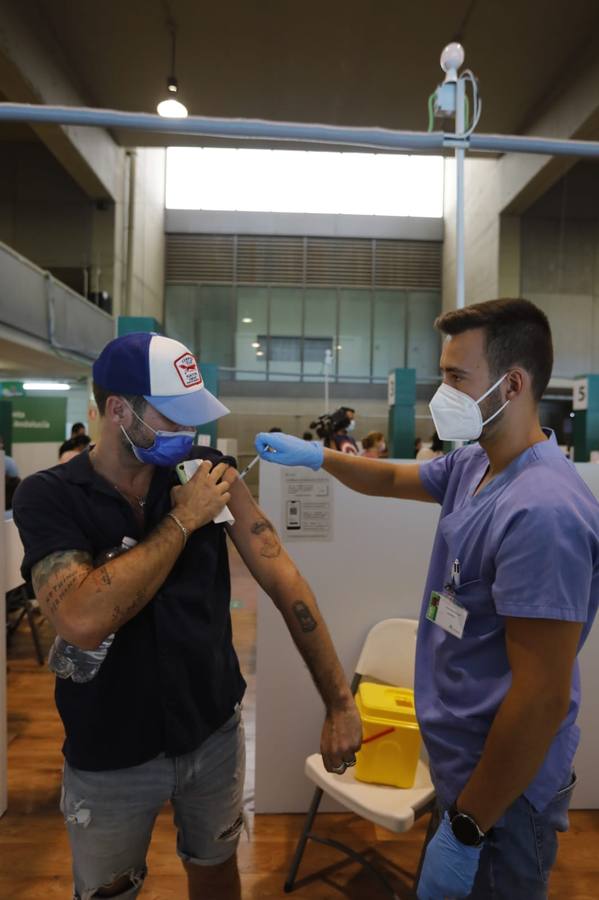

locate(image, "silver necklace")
(114, 485), (146, 508)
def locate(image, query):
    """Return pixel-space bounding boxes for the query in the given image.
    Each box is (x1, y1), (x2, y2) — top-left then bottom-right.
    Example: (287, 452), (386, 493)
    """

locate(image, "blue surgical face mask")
(120, 400), (195, 467)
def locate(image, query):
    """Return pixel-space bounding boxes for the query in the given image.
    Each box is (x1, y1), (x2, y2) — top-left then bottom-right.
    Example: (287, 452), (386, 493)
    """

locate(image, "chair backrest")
(354, 618), (418, 690)
(4, 516), (26, 593)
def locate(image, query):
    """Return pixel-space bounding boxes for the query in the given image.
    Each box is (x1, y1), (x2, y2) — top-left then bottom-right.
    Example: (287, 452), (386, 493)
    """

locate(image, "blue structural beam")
(3, 103), (599, 158)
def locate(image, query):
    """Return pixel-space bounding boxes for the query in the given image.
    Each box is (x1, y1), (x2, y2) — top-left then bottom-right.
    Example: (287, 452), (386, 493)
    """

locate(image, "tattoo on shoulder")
(250, 517), (281, 559)
(31, 550), (92, 616)
(292, 600), (318, 633)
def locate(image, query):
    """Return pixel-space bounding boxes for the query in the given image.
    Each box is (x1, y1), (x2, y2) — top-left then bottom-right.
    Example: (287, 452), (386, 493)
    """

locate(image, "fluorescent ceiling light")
(242, 317), (253, 324)
(23, 382), (70, 391)
(251, 341), (261, 348)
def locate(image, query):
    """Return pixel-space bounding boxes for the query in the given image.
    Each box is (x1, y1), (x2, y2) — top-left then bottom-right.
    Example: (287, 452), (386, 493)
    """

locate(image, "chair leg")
(414, 805), (439, 890)
(23, 589), (44, 666)
(283, 787), (324, 893)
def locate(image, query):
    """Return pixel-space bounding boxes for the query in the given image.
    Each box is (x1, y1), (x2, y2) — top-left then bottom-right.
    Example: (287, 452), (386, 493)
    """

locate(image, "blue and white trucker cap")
(92, 332), (230, 426)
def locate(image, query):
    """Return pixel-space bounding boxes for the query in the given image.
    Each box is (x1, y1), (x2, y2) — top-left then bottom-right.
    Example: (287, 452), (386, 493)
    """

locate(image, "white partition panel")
(255, 460), (599, 812)
(0, 454), (7, 817)
(255, 461), (440, 813)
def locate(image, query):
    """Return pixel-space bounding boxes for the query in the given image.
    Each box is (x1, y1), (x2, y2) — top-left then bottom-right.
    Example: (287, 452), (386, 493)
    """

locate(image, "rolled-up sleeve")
(492, 505), (592, 622)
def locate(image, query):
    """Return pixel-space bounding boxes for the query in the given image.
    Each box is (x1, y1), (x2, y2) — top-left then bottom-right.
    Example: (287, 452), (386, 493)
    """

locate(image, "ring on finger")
(331, 762), (347, 774)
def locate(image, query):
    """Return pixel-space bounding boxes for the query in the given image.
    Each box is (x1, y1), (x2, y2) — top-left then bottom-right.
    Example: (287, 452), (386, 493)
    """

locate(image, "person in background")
(71, 422), (87, 438)
(361, 431), (387, 459)
(5, 474), (20, 511)
(414, 436), (423, 458)
(330, 407), (358, 455)
(302, 431), (314, 441)
(416, 432), (444, 461)
(59, 434), (92, 465)
(0, 433), (20, 478)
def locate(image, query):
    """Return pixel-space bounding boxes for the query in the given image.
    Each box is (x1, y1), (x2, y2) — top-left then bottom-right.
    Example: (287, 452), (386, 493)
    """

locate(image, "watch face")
(452, 813), (483, 847)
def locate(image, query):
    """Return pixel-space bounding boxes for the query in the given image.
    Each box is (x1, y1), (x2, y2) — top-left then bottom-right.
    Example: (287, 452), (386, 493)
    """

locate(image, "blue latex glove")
(417, 812), (483, 900)
(254, 432), (324, 470)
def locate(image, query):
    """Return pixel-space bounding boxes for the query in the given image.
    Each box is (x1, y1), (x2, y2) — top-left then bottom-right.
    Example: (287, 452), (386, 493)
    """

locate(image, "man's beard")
(119, 421), (154, 457)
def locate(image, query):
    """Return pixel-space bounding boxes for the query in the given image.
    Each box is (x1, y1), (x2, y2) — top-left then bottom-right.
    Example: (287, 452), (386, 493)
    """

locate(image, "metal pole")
(455, 77), (465, 309)
(324, 348), (332, 412)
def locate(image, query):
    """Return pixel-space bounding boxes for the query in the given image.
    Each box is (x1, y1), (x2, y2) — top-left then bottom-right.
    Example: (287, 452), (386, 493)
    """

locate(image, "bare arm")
(224, 469), (362, 770)
(31, 460), (232, 649)
(321, 447), (436, 502)
(457, 617), (582, 832)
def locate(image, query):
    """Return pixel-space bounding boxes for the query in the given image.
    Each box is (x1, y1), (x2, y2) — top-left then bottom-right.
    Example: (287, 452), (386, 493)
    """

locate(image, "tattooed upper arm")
(250, 517), (282, 559)
(31, 550), (93, 618)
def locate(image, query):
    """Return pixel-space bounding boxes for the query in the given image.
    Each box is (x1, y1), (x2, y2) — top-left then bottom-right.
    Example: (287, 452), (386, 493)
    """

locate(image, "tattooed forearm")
(250, 517), (282, 559)
(91, 566), (113, 592)
(111, 591), (146, 628)
(292, 600), (318, 633)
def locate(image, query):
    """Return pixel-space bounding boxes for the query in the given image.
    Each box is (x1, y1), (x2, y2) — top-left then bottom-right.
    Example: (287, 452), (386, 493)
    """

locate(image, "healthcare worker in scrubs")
(255, 297), (599, 899)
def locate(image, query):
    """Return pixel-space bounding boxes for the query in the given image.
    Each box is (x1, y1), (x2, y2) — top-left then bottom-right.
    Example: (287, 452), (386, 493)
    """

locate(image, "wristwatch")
(448, 804), (486, 847)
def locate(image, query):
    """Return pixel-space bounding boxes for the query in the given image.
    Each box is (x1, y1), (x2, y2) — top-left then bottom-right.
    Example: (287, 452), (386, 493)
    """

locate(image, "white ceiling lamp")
(157, 21), (188, 118)
(23, 382), (70, 391)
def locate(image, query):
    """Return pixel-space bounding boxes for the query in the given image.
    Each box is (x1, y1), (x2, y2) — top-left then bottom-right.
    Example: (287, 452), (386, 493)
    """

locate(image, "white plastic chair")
(284, 618), (436, 897)
(5, 515), (44, 665)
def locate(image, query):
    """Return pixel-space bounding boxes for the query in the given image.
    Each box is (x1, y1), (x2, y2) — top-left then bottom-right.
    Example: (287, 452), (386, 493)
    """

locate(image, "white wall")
(255, 461), (599, 813)
(11, 443), (61, 480)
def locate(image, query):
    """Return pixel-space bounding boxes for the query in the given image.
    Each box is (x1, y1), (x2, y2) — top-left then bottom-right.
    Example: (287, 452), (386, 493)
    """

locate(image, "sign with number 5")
(573, 378), (589, 411)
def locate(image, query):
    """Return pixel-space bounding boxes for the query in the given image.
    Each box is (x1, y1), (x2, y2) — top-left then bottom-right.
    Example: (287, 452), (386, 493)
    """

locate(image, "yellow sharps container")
(354, 682), (421, 788)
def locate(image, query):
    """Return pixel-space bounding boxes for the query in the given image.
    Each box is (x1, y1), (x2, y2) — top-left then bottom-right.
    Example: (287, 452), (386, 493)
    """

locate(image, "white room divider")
(255, 460), (599, 812)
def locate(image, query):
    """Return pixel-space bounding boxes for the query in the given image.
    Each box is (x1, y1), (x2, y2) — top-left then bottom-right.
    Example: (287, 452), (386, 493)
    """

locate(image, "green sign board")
(11, 397), (67, 443)
(0, 381), (24, 398)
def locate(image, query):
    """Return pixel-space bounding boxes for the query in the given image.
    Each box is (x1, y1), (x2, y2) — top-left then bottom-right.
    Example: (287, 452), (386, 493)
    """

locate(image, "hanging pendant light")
(157, 22), (188, 118)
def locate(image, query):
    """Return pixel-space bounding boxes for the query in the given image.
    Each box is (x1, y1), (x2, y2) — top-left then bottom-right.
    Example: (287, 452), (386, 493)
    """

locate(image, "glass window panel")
(338, 289), (371, 379)
(407, 292), (442, 378)
(196, 286), (235, 369)
(165, 285), (198, 353)
(303, 289), (337, 379)
(373, 291), (407, 378)
(235, 287), (268, 381)
(269, 288), (303, 381)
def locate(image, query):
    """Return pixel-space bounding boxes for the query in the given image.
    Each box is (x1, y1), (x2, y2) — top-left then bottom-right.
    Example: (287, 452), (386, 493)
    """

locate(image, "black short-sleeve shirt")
(12, 447), (246, 771)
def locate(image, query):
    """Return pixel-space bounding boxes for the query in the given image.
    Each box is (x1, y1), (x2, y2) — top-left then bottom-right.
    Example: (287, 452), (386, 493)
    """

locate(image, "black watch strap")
(448, 803), (486, 847)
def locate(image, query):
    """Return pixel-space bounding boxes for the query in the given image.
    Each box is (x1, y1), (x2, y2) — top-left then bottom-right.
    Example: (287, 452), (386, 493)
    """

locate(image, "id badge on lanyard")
(426, 558), (468, 639)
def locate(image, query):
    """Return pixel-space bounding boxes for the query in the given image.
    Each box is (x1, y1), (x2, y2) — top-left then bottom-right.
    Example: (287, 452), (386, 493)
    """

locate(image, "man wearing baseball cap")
(13, 332), (361, 900)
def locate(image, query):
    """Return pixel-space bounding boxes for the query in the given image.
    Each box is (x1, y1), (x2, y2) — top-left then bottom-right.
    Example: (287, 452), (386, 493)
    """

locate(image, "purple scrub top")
(417, 430), (599, 812)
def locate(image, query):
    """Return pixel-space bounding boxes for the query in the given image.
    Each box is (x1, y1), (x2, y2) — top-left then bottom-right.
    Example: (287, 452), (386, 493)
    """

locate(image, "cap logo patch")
(174, 352), (202, 388)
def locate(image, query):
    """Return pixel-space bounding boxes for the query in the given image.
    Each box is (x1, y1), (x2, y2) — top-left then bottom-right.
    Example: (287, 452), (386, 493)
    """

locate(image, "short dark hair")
(71, 422), (86, 435)
(92, 383), (147, 417)
(435, 298), (553, 403)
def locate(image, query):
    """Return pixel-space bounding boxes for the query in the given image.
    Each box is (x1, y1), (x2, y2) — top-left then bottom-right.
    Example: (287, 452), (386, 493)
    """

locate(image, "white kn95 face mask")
(429, 373), (509, 442)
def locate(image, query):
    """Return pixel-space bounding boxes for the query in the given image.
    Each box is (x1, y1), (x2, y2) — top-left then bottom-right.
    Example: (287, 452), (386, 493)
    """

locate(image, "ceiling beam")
(0, 1), (120, 200)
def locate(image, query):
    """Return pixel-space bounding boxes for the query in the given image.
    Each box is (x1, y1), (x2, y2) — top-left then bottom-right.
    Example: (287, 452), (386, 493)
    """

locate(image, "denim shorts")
(437, 772), (577, 900)
(60, 707), (246, 900)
